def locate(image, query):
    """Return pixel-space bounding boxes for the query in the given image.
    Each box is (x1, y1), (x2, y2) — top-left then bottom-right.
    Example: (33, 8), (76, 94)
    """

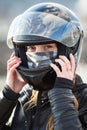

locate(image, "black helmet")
(7, 2), (84, 91)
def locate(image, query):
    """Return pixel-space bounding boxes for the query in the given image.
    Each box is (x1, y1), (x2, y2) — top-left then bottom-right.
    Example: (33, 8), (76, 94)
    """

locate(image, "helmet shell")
(7, 2), (83, 48)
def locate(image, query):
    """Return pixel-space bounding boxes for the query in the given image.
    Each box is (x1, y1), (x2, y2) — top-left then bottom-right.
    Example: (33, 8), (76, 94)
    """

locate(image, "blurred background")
(0, 0), (87, 90)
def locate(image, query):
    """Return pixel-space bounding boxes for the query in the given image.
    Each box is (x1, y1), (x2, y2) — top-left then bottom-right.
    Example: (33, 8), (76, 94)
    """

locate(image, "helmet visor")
(8, 11), (80, 48)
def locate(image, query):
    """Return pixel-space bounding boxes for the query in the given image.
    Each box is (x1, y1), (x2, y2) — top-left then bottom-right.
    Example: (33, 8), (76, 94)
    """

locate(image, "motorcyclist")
(0, 2), (87, 130)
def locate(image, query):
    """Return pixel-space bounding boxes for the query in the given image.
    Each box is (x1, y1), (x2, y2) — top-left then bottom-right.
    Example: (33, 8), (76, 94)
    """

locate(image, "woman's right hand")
(6, 53), (27, 93)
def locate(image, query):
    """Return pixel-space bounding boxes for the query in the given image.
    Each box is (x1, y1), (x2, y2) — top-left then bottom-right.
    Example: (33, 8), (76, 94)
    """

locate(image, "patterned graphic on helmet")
(26, 50), (57, 69)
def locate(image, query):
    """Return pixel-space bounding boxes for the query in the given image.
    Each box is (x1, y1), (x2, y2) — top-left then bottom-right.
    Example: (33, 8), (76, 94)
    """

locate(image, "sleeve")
(48, 77), (83, 130)
(76, 83), (87, 129)
(0, 86), (19, 129)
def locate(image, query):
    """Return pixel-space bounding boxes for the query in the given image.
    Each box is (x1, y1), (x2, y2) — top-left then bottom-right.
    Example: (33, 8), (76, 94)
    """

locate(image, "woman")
(0, 2), (87, 130)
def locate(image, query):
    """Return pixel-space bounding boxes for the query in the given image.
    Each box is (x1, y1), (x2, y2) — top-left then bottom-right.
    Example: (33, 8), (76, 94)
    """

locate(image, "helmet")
(7, 2), (84, 91)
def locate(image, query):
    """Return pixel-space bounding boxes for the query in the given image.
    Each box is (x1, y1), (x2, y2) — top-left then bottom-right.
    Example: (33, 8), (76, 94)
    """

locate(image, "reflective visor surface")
(8, 12), (80, 48)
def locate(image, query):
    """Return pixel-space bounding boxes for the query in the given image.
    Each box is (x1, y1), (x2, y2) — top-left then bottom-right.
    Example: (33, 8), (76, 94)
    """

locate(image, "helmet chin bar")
(17, 65), (56, 91)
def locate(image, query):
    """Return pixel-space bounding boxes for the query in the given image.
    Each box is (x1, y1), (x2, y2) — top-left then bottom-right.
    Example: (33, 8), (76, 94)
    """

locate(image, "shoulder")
(74, 74), (87, 91)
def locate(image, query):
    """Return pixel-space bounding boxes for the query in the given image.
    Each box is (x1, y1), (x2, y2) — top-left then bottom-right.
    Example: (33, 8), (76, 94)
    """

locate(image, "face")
(26, 43), (57, 53)
(26, 43), (58, 69)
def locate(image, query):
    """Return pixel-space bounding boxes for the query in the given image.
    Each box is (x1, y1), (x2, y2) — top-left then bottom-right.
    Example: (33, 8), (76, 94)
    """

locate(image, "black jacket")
(0, 75), (87, 130)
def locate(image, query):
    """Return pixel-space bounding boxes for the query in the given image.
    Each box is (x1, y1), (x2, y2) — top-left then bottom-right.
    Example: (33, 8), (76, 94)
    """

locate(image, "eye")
(45, 45), (53, 49)
(27, 46), (36, 52)
(45, 44), (57, 51)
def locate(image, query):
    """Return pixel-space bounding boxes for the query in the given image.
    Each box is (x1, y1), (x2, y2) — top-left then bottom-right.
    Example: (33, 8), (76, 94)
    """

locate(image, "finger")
(59, 55), (71, 70)
(7, 59), (21, 70)
(59, 55), (70, 64)
(10, 52), (15, 58)
(55, 59), (66, 71)
(9, 61), (21, 73)
(8, 56), (21, 64)
(69, 53), (75, 73)
(50, 63), (61, 76)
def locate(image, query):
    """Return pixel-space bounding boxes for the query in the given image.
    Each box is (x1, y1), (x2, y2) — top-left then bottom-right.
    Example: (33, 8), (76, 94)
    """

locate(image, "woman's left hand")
(50, 53), (75, 81)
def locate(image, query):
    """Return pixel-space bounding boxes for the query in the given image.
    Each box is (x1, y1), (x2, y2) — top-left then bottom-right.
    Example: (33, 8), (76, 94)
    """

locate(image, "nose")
(36, 45), (45, 52)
